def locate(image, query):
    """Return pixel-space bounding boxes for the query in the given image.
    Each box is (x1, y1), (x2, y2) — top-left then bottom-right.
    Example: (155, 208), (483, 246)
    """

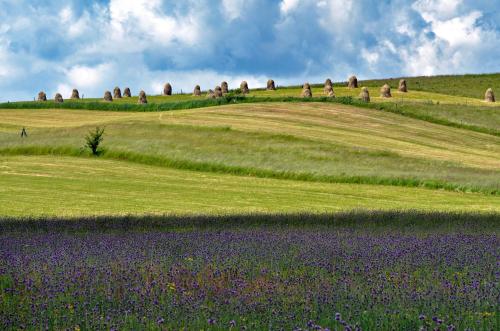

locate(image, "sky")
(0, 0), (499, 101)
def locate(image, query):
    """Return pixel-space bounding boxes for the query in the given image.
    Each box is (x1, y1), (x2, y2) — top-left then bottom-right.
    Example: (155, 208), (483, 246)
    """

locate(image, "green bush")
(85, 127), (105, 156)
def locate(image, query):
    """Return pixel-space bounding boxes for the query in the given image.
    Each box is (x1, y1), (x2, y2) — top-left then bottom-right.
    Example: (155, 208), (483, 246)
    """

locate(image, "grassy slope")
(0, 74), (499, 216)
(0, 156), (498, 217)
(2, 79), (499, 135)
(359, 73), (500, 99)
(1, 104), (499, 194)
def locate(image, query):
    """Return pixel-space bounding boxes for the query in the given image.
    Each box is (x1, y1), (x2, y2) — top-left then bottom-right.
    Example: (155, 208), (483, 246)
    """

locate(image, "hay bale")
(113, 87), (122, 99)
(70, 89), (80, 99)
(103, 91), (113, 102)
(301, 82), (312, 98)
(206, 89), (215, 99)
(359, 87), (370, 102)
(348, 76), (358, 88)
(221, 81), (229, 94)
(240, 81), (249, 94)
(193, 85), (201, 96)
(380, 84), (392, 98)
(163, 83), (172, 96)
(138, 90), (147, 104)
(37, 91), (47, 101)
(123, 88), (131, 97)
(324, 84), (335, 97)
(398, 79), (408, 92)
(267, 79), (276, 90)
(485, 88), (495, 102)
(54, 93), (63, 103)
(325, 78), (333, 87)
(214, 86), (223, 98)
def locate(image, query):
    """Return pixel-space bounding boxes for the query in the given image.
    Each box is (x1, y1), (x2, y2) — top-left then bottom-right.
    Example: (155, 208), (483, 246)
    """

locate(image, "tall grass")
(1, 145), (497, 195)
(1, 210), (498, 233)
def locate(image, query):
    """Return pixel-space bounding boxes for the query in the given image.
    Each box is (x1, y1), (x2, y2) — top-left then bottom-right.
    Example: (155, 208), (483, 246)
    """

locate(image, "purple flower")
(335, 313), (341, 321)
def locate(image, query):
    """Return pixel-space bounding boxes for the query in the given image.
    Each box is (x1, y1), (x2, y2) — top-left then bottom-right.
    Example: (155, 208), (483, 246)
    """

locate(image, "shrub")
(85, 127), (105, 156)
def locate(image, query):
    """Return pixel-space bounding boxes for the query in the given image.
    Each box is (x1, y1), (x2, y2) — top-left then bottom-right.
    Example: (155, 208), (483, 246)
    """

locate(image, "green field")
(0, 74), (499, 217)
(360, 73), (500, 99)
(1, 74), (499, 331)
(1, 155), (499, 217)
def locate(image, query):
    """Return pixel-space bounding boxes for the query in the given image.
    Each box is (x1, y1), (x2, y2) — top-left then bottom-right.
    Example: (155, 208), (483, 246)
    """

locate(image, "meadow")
(1, 213), (498, 330)
(0, 73), (499, 330)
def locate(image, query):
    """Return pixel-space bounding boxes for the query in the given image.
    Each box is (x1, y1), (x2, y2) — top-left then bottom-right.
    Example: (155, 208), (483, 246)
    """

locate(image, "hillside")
(1, 74), (499, 331)
(360, 73), (500, 99)
(0, 89), (499, 216)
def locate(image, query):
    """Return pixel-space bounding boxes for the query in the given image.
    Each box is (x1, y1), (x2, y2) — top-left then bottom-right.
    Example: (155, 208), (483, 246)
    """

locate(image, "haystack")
(214, 86), (223, 98)
(398, 79), (408, 92)
(54, 93), (63, 103)
(380, 84), (392, 98)
(206, 89), (215, 99)
(138, 90), (147, 104)
(123, 88), (131, 97)
(163, 83), (172, 96)
(324, 84), (335, 97)
(485, 88), (495, 102)
(221, 81), (229, 94)
(348, 76), (358, 88)
(193, 85), (201, 96)
(37, 91), (47, 101)
(240, 81), (249, 94)
(103, 91), (113, 102)
(71, 89), (80, 99)
(359, 87), (370, 102)
(267, 79), (276, 90)
(302, 83), (312, 98)
(113, 87), (122, 99)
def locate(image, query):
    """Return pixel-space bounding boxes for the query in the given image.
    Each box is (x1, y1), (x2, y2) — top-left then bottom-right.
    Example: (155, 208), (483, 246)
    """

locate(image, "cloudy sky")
(0, 0), (499, 101)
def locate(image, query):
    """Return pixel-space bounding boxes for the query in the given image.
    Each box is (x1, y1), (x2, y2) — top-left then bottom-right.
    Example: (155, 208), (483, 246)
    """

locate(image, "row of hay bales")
(36, 77), (496, 103)
(36, 87), (143, 103)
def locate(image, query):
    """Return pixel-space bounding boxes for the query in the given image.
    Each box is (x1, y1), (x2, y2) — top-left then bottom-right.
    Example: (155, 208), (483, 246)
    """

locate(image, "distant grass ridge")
(1, 95), (498, 136)
(1, 210), (499, 233)
(360, 73), (500, 99)
(1, 145), (498, 195)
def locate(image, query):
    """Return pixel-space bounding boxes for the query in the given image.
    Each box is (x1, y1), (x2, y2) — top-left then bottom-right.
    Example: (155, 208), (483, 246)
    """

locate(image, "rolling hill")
(0, 74), (499, 217)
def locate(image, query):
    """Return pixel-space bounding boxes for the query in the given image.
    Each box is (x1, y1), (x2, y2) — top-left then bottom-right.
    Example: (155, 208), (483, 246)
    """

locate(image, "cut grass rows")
(2, 94), (498, 136)
(0, 155), (498, 217)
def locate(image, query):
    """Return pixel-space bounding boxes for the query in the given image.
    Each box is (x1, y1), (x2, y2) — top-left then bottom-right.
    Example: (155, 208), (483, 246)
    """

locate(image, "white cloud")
(431, 10), (482, 46)
(413, 0), (463, 21)
(0, 0), (499, 101)
(221, 0), (246, 21)
(280, 0), (301, 14)
(65, 64), (113, 89)
(108, 0), (203, 48)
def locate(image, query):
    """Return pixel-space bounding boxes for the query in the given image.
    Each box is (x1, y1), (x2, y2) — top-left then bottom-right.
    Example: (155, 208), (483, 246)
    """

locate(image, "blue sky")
(0, 0), (499, 101)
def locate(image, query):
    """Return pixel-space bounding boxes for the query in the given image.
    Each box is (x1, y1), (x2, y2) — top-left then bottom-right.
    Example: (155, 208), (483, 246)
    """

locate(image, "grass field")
(1, 102), (499, 200)
(1, 74), (499, 330)
(360, 73), (500, 99)
(1, 156), (498, 217)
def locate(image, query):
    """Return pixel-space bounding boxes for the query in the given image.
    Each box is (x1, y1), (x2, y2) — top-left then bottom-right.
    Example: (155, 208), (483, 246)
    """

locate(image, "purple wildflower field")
(1, 225), (498, 330)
